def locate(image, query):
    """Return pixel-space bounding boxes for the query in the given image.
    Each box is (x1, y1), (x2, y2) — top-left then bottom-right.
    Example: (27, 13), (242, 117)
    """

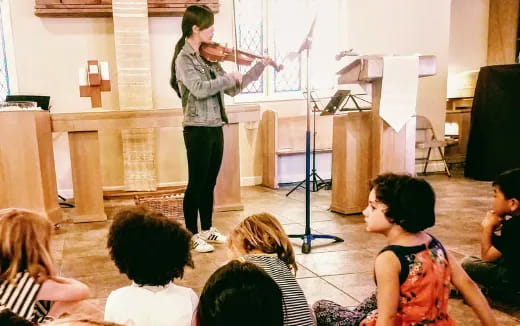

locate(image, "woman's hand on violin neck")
(228, 71), (243, 85)
(261, 56), (283, 72)
(261, 56), (274, 66)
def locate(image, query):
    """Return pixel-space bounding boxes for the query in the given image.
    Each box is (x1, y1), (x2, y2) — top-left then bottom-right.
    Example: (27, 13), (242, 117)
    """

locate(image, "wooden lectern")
(331, 55), (436, 214)
(330, 111), (372, 215)
(338, 55), (436, 175)
(0, 111), (62, 223)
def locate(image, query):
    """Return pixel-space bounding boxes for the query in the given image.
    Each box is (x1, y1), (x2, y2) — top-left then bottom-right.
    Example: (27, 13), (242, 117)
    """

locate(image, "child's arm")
(36, 276), (91, 302)
(480, 211), (503, 262)
(373, 251), (401, 326)
(448, 252), (497, 326)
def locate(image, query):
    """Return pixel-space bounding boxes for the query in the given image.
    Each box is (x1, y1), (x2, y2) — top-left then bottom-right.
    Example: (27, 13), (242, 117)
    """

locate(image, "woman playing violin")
(170, 5), (272, 253)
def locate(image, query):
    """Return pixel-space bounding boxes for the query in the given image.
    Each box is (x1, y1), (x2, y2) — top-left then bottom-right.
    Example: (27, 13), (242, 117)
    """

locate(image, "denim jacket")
(175, 41), (265, 127)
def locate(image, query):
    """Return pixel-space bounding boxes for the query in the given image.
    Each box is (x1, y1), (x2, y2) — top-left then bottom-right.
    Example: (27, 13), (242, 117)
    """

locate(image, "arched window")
(0, 0), (15, 101)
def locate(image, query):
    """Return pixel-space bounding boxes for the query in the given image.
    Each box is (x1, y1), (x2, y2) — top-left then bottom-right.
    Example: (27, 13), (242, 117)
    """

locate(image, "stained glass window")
(234, 0), (264, 94)
(0, 4), (10, 100)
(234, 0), (338, 99)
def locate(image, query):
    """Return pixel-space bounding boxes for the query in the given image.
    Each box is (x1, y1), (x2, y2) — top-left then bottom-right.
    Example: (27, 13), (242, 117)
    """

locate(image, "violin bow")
(231, 0), (240, 71)
(281, 13), (318, 65)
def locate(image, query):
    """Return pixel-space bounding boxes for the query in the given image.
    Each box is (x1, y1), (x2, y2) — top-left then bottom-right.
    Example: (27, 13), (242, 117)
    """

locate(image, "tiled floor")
(52, 172), (520, 325)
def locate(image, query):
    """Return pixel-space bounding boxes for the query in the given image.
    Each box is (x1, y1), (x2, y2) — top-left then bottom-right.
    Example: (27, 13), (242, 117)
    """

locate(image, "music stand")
(340, 93), (371, 112)
(320, 89), (351, 115)
(321, 90), (372, 115)
(286, 16), (343, 253)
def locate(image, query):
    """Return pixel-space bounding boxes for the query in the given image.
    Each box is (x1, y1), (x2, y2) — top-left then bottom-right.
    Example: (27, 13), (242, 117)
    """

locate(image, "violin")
(200, 42), (283, 72)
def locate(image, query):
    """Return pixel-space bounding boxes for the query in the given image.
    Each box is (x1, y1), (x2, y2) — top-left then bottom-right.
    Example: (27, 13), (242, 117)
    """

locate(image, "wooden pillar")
(487, 0), (520, 65)
(261, 110), (278, 189)
(214, 123), (243, 211)
(68, 131), (107, 222)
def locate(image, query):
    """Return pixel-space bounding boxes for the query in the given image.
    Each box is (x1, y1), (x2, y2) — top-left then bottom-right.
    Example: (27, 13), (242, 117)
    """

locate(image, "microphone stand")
(286, 91), (329, 196)
(286, 26), (343, 254)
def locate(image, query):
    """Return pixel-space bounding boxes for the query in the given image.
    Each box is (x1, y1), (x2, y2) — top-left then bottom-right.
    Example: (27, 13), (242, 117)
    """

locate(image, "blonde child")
(228, 212), (315, 326)
(0, 208), (90, 323)
(313, 174), (497, 326)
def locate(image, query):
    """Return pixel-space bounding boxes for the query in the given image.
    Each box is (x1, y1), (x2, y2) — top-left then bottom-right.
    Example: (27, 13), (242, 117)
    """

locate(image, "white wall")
(344, 0), (452, 138)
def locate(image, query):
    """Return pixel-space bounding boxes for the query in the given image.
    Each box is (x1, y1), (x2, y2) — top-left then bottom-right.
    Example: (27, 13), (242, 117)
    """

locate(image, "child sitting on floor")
(105, 206), (196, 326)
(0, 208), (90, 323)
(195, 260), (284, 326)
(227, 212), (315, 326)
(462, 168), (520, 300)
(313, 174), (497, 326)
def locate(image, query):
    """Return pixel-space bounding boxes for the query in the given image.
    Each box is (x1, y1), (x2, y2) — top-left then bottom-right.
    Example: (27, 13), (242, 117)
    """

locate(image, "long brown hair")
(228, 213), (297, 273)
(0, 208), (54, 283)
(170, 5), (214, 97)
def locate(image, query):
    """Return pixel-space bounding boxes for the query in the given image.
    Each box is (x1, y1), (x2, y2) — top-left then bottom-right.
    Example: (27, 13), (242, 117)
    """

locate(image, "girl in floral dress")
(313, 174), (497, 326)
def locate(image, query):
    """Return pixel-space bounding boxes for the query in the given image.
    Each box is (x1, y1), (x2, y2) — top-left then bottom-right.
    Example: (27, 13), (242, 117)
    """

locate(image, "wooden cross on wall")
(79, 60), (111, 108)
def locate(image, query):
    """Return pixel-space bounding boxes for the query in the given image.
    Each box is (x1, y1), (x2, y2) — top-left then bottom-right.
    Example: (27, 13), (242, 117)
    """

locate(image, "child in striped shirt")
(0, 208), (90, 322)
(228, 213), (315, 326)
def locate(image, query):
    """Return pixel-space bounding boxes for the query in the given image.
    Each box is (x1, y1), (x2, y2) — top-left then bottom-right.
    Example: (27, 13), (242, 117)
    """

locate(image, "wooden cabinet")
(0, 111), (62, 224)
(34, 0), (219, 17)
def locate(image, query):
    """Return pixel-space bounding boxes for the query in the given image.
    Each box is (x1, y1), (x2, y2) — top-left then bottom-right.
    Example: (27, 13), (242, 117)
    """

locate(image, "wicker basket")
(134, 190), (185, 220)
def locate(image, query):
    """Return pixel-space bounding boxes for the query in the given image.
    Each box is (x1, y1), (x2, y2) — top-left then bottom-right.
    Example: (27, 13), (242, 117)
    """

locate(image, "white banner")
(379, 56), (419, 132)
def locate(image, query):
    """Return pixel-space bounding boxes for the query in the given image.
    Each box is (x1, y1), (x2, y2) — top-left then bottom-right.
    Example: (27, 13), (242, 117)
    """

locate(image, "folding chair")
(415, 115), (452, 177)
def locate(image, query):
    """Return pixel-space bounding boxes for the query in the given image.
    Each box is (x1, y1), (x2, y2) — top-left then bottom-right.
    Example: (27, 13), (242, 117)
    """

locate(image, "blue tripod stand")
(287, 38), (343, 254)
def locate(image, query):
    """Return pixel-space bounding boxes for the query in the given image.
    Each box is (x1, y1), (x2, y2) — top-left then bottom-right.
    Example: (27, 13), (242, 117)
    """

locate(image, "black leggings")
(183, 126), (224, 235)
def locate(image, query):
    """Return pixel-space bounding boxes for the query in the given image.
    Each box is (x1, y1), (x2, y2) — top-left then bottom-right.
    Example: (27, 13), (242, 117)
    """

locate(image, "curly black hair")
(370, 173), (435, 233)
(107, 206), (194, 286)
(197, 260), (284, 326)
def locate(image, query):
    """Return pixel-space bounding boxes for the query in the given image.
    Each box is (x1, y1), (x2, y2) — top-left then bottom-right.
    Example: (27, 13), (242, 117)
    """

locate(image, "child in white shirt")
(105, 206), (197, 326)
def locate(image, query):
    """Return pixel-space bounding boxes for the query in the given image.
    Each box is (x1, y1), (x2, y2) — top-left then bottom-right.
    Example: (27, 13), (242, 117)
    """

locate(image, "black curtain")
(465, 64), (520, 181)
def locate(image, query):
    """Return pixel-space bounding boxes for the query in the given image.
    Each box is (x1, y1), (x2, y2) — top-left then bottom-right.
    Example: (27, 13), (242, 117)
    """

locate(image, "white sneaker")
(192, 235), (214, 253)
(199, 227), (227, 244)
